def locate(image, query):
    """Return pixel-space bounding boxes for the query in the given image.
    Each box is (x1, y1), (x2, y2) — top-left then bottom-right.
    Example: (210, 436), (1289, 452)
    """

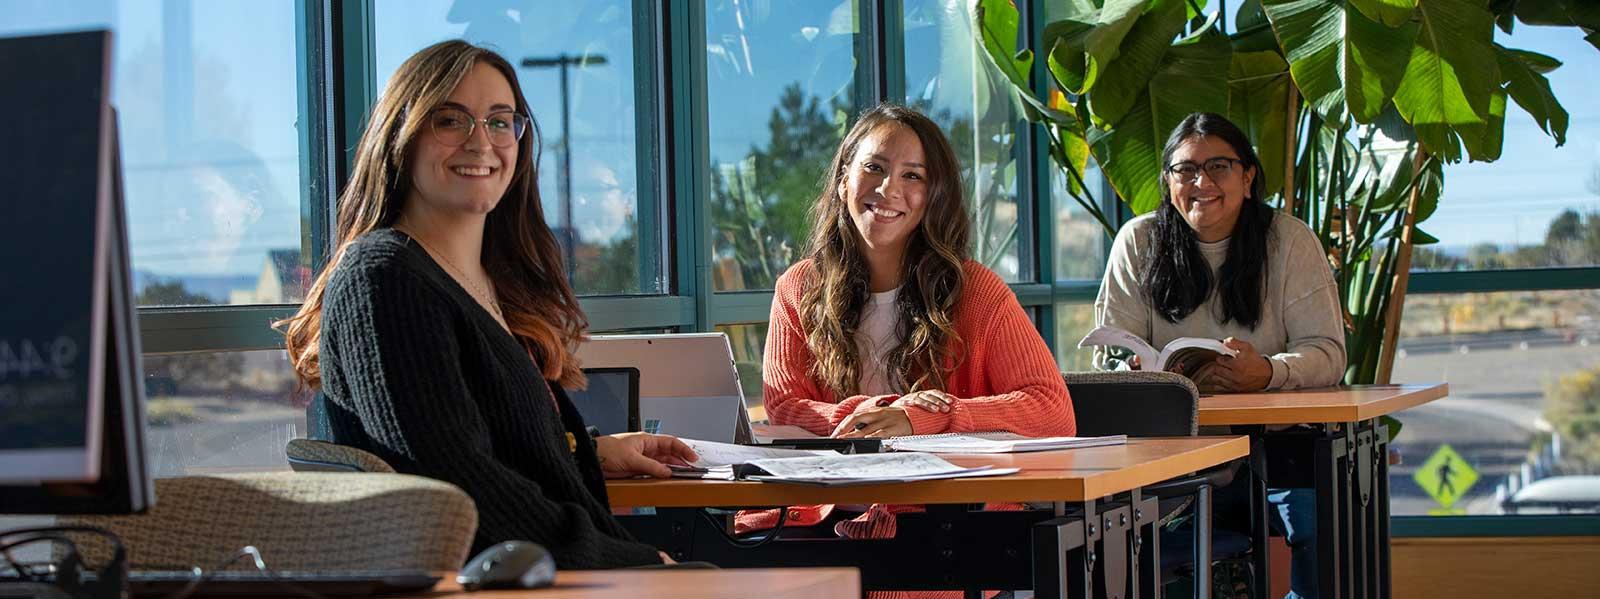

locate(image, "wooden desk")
(425, 568), (859, 598)
(1198, 383), (1448, 426)
(609, 436), (1250, 507)
(1200, 383), (1448, 599)
(612, 437), (1249, 599)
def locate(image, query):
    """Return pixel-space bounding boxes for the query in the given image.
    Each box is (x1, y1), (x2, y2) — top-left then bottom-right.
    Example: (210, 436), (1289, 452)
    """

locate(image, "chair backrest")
(285, 438), (395, 473)
(59, 472), (477, 572)
(1064, 371), (1199, 437)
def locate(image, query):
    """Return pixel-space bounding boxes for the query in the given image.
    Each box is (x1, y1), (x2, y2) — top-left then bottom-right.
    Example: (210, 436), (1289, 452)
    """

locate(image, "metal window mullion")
(298, 0), (339, 272)
(1407, 267), (1600, 295)
(666, 0), (712, 332)
(331, 0), (375, 187)
(632, 1), (667, 296)
(138, 307), (297, 355)
(858, 0), (905, 108)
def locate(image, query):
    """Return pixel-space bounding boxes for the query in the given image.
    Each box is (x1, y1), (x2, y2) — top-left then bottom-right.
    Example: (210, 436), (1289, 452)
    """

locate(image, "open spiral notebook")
(880, 432), (1127, 454)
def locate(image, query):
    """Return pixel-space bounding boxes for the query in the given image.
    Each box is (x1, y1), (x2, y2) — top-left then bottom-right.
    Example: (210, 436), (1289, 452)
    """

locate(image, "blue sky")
(1430, 25), (1600, 251)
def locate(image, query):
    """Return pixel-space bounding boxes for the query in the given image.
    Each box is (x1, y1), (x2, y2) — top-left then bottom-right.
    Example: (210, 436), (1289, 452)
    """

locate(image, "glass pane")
(715, 323), (768, 414)
(374, 1), (662, 295)
(904, 0), (1024, 281)
(1389, 289), (1600, 516)
(143, 350), (305, 476)
(1055, 164), (1110, 281)
(4, 3), (312, 307)
(707, 0), (859, 291)
(1054, 303), (1097, 372)
(1411, 26), (1600, 271)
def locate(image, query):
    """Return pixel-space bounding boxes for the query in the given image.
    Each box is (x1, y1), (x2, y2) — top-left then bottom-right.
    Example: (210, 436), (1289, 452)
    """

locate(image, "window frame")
(134, 0), (1600, 536)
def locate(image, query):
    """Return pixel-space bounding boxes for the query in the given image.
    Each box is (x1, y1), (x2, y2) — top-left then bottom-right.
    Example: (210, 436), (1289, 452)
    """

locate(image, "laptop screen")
(566, 367), (638, 435)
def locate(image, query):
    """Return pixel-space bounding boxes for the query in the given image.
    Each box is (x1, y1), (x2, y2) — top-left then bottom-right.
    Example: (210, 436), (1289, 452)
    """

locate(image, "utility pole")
(520, 53), (609, 281)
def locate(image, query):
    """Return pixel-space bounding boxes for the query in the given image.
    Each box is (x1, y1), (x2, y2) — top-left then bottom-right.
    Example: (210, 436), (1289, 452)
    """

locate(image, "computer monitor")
(0, 29), (152, 514)
(564, 367), (640, 435)
(575, 333), (753, 444)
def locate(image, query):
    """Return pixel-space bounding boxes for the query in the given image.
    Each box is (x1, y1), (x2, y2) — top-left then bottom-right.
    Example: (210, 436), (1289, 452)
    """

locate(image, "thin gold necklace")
(395, 224), (505, 321)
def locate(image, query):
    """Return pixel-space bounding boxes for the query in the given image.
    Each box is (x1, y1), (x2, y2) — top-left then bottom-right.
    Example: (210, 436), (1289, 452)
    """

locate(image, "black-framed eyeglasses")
(1165, 156), (1243, 184)
(427, 107), (528, 148)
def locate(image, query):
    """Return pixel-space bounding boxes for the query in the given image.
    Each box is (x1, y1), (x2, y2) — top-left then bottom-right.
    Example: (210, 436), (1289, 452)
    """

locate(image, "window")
(143, 350), (304, 476)
(1054, 303), (1097, 372)
(1055, 164), (1110, 281)
(904, 0), (1025, 281)
(3, 2), (312, 307)
(706, 0), (860, 291)
(374, 1), (663, 295)
(1411, 27), (1600, 272)
(1389, 289), (1600, 516)
(716, 323), (769, 411)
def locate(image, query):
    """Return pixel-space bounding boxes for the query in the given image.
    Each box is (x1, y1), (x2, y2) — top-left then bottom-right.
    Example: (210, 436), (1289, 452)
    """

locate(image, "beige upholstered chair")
(284, 438), (396, 473)
(59, 472), (476, 572)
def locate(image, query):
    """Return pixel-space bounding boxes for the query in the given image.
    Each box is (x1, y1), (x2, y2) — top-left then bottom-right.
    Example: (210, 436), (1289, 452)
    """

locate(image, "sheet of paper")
(747, 452), (971, 479)
(679, 438), (837, 468)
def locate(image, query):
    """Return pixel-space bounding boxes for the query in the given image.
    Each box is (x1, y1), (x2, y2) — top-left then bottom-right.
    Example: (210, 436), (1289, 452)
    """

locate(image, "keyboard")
(127, 569), (440, 597)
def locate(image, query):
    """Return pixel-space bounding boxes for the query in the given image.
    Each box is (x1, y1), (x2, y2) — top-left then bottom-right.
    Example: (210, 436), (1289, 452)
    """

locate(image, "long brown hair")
(799, 103), (970, 397)
(281, 40), (588, 390)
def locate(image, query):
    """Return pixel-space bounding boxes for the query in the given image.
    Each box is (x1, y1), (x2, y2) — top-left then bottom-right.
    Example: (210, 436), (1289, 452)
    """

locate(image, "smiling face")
(406, 61), (519, 217)
(1166, 134), (1256, 243)
(840, 123), (930, 262)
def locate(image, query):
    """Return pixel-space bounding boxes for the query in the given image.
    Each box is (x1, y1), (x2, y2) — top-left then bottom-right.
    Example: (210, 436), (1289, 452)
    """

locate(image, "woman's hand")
(832, 406), (914, 438)
(658, 551), (677, 565)
(1201, 337), (1273, 392)
(594, 432), (699, 479)
(893, 389), (957, 413)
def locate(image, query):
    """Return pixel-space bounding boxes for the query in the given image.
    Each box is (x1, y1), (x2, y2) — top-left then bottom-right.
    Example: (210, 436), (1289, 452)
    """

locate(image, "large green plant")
(977, 0), (1595, 384)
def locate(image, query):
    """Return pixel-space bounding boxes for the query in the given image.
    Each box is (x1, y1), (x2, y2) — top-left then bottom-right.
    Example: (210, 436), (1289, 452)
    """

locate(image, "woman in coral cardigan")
(749, 104), (1076, 581)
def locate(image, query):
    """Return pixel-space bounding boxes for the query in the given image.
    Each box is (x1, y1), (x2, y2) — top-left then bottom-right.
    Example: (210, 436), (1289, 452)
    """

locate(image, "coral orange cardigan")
(741, 258), (1076, 533)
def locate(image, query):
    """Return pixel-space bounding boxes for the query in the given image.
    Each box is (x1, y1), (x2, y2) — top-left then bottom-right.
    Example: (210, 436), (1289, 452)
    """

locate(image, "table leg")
(1098, 501), (1132, 599)
(1133, 491), (1161, 599)
(1315, 428), (1346, 599)
(1032, 502), (1090, 599)
(1248, 435), (1271, 599)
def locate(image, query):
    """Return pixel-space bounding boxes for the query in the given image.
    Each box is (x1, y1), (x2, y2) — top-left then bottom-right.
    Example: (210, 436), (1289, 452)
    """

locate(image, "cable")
(0, 525), (126, 599)
(158, 545), (329, 599)
(701, 505), (789, 550)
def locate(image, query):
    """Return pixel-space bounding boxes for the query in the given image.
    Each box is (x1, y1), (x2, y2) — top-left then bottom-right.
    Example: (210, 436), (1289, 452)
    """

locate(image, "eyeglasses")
(1165, 157), (1243, 185)
(427, 107), (528, 148)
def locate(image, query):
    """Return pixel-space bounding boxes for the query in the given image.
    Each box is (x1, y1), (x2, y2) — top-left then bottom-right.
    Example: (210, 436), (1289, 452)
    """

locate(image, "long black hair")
(1141, 112), (1274, 329)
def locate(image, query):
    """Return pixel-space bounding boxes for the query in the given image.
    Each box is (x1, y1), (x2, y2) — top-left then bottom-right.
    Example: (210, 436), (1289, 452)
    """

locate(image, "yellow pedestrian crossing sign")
(1414, 444), (1477, 509)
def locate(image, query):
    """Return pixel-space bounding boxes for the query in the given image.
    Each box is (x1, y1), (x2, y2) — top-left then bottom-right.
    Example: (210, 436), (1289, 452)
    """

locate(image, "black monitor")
(565, 367), (639, 435)
(0, 29), (152, 515)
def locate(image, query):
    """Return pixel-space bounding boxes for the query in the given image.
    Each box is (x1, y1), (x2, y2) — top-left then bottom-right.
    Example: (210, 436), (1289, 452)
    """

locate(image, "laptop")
(565, 367), (640, 435)
(576, 333), (753, 444)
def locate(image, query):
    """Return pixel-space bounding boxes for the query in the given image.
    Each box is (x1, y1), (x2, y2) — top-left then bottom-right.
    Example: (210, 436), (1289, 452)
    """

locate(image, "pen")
(853, 422), (868, 431)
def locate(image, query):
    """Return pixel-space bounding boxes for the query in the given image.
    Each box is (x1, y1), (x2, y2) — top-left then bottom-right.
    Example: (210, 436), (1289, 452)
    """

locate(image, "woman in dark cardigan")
(279, 40), (695, 569)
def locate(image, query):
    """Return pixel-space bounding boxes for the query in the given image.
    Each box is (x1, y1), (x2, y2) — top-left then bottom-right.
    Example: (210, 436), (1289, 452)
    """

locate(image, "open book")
(882, 432), (1127, 454)
(1077, 325), (1237, 378)
(669, 439), (1014, 485)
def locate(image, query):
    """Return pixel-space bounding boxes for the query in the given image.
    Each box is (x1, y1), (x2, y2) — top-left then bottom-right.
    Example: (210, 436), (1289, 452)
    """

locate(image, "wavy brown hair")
(280, 40), (588, 390)
(799, 103), (970, 397)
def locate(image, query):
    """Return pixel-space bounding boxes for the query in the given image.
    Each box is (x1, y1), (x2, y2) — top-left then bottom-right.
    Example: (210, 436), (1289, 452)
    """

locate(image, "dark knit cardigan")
(316, 228), (661, 569)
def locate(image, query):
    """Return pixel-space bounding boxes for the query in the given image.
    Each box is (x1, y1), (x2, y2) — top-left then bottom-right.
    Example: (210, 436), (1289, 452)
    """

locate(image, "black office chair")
(1064, 371), (1253, 599)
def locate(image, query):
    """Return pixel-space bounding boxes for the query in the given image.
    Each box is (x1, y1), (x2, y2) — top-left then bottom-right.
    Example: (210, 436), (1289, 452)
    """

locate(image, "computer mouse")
(457, 541), (557, 590)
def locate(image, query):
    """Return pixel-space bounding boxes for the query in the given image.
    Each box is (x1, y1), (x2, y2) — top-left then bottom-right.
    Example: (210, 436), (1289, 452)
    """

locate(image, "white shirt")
(856, 287), (901, 396)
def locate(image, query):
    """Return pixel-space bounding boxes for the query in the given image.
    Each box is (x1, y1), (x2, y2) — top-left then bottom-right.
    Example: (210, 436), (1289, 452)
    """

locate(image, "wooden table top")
(606, 436), (1249, 507)
(424, 567), (859, 598)
(1197, 383), (1448, 426)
